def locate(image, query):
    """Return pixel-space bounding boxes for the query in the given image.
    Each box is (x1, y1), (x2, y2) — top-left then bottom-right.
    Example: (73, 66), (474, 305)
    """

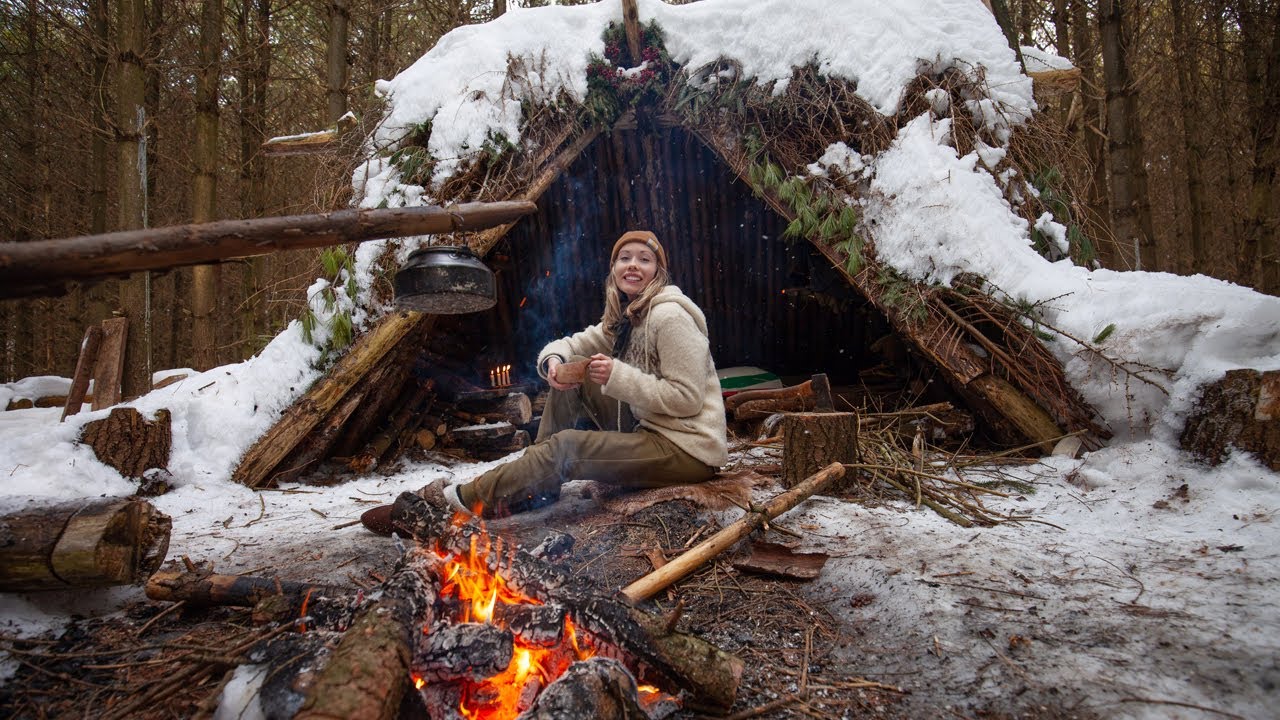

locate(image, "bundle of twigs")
(847, 406), (1066, 528)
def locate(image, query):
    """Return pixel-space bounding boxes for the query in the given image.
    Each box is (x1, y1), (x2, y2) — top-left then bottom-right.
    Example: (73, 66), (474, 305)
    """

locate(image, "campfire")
(407, 510), (683, 720)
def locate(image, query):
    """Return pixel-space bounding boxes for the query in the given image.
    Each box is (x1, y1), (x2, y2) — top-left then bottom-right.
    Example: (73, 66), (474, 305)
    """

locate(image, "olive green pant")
(457, 359), (715, 517)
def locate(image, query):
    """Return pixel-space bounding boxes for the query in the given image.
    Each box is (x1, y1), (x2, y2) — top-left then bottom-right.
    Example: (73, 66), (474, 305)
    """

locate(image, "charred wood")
(294, 551), (439, 720)
(520, 657), (650, 720)
(492, 603), (567, 647)
(413, 622), (513, 683)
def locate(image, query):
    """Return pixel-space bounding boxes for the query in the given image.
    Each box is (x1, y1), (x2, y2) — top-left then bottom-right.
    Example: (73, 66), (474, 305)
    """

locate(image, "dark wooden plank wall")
(441, 124), (888, 387)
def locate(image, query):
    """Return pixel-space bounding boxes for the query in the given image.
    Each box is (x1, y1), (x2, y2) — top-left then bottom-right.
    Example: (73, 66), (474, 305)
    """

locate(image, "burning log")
(0, 498), (171, 592)
(414, 623), (514, 683)
(493, 603), (567, 647)
(391, 493), (745, 713)
(521, 657), (653, 720)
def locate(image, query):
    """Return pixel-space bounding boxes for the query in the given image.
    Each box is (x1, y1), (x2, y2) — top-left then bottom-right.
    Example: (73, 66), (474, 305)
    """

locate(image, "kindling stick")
(620, 462), (846, 603)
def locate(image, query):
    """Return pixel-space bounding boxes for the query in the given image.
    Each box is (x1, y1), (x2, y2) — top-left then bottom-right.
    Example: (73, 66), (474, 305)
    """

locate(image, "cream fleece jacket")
(536, 285), (729, 467)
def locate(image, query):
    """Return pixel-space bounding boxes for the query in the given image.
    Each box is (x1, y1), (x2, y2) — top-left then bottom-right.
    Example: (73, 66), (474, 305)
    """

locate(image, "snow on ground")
(4, 0), (1279, 716)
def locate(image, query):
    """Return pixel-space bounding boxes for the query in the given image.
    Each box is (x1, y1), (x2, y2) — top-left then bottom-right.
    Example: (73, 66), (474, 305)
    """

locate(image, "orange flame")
(425, 527), (601, 720)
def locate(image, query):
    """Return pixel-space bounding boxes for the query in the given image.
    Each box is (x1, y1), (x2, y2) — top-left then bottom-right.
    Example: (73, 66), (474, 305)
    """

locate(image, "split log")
(414, 429), (438, 450)
(733, 395), (810, 421)
(782, 412), (859, 489)
(449, 422), (517, 444)
(391, 493), (744, 713)
(620, 462), (846, 604)
(0, 201), (538, 299)
(145, 567), (344, 608)
(80, 406), (171, 478)
(0, 498), (171, 592)
(724, 379), (814, 412)
(294, 552), (440, 720)
(62, 324), (102, 420)
(91, 317), (128, 409)
(232, 311), (430, 488)
(459, 393), (533, 426)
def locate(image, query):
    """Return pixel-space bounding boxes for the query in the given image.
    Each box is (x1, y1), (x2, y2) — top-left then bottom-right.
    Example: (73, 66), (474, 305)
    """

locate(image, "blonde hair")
(601, 265), (672, 344)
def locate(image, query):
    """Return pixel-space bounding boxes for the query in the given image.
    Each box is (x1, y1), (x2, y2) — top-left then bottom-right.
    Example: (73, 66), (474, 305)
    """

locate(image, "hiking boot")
(359, 504), (396, 536)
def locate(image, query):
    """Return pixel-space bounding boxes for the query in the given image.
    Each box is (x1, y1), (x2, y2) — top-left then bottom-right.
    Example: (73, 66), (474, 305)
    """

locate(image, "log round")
(781, 412), (859, 489)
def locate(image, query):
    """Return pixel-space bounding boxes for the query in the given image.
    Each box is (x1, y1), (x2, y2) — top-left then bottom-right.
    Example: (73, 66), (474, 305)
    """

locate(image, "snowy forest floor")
(1, 434), (1276, 720)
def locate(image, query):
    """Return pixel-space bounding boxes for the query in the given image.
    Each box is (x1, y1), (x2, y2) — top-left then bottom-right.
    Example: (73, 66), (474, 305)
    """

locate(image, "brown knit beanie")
(610, 230), (668, 270)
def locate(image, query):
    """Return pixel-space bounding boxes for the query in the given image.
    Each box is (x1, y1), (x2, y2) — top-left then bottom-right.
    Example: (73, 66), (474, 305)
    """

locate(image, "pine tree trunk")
(1171, 0), (1208, 275)
(192, 0), (224, 370)
(1072, 0), (1112, 266)
(116, 0), (150, 398)
(1245, 2), (1280, 294)
(1099, 0), (1155, 270)
(89, 0), (110, 235)
(327, 0), (350, 123)
(237, 0), (272, 357)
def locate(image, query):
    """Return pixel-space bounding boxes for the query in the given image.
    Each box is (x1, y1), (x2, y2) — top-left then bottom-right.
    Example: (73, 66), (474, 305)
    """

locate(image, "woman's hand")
(547, 357), (579, 391)
(587, 353), (613, 385)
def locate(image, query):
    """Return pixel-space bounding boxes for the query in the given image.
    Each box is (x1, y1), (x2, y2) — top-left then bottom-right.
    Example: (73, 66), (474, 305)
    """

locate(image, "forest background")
(1, 0), (1277, 395)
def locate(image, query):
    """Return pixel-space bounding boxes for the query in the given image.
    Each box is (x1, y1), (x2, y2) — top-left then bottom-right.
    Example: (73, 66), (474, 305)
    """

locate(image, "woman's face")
(612, 241), (659, 295)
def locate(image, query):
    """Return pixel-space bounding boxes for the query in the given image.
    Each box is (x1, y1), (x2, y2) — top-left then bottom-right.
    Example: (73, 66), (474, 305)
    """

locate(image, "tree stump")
(1181, 369), (1280, 470)
(781, 412), (858, 490)
(0, 498), (171, 591)
(80, 407), (171, 478)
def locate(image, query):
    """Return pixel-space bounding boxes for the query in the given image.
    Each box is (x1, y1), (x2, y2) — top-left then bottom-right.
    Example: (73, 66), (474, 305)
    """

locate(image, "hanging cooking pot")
(393, 245), (497, 314)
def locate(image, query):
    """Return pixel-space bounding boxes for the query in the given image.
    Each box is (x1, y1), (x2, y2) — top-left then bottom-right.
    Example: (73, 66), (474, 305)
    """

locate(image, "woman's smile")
(612, 241), (658, 294)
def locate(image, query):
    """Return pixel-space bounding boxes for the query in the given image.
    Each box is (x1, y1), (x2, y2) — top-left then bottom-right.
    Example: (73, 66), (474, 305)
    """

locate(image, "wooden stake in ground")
(621, 461), (846, 603)
(0, 498), (171, 592)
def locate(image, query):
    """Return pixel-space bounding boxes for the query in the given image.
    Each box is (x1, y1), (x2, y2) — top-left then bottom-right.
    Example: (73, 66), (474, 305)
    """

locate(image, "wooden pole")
(621, 0), (643, 64)
(0, 201), (537, 299)
(620, 462), (846, 603)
